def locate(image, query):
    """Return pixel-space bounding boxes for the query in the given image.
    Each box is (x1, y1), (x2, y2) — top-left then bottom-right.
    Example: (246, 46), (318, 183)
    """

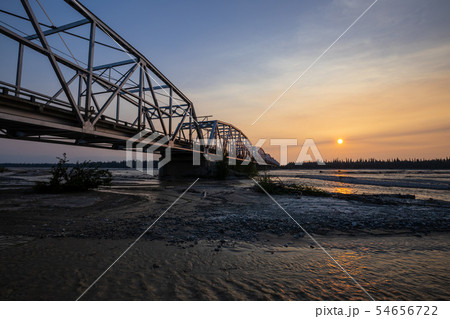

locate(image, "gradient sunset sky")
(1, 0), (449, 163)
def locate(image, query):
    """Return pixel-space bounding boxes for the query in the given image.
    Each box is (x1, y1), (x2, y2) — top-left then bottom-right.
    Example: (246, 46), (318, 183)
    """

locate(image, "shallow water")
(268, 169), (450, 202)
(5, 167), (449, 202)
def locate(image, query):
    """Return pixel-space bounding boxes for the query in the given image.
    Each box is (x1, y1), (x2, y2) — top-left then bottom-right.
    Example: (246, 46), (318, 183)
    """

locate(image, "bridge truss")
(181, 120), (278, 166)
(0, 0), (274, 165)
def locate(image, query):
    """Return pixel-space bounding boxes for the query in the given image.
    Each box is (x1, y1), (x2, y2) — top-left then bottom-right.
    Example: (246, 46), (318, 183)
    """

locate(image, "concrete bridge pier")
(158, 149), (213, 179)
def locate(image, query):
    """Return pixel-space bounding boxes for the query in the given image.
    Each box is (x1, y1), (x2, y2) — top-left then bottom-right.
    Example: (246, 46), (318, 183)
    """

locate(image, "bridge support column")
(158, 150), (213, 179)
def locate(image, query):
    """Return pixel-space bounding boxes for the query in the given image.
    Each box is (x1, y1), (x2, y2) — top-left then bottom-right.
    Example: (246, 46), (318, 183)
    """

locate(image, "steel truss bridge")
(0, 0), (277, 166)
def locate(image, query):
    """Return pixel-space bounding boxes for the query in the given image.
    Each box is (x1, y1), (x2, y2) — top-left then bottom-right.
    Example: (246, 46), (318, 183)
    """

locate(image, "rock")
(152, 264), (160, 269)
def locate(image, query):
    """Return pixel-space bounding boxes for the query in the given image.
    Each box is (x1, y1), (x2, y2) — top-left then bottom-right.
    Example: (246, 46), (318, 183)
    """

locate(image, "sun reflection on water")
(332, 187), (355, 195)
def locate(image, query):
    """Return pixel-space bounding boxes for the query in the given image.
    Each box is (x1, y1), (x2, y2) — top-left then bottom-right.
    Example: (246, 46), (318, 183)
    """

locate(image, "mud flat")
(0, 169), (449, 300)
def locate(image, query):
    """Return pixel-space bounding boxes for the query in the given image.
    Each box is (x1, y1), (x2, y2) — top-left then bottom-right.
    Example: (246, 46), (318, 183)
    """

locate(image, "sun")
(337, 138), (343, 145)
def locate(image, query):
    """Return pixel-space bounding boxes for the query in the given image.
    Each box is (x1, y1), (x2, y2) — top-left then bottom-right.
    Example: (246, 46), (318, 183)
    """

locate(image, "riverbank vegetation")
(33, 153), (112, 193)
(254, 173), (329, 197)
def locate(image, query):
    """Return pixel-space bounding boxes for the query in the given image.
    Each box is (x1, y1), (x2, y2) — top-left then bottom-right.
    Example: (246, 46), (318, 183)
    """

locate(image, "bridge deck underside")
(0, 92), (191, 151)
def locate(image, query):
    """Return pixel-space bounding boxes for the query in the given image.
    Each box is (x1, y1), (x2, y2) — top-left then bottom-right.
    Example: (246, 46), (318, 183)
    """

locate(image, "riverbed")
(0, 168), (448, 300)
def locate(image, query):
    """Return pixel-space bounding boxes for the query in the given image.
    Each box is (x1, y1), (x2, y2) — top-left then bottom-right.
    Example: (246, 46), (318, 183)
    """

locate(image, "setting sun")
(337, 138), (343, 145)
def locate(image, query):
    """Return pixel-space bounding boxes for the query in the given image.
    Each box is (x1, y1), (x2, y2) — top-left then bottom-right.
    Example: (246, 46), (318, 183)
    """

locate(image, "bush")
(253, 173), (281, 194)
(254, 173), (329, 197)
(34, 153), (112, 193)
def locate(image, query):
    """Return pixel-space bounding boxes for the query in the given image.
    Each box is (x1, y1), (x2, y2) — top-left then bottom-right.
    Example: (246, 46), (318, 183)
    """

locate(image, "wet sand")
(0, 169), (449, 300)
(1, 235), (449, 301)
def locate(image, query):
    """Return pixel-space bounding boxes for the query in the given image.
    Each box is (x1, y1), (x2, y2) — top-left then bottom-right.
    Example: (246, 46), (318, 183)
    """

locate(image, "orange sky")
(192, 40), (450, 162)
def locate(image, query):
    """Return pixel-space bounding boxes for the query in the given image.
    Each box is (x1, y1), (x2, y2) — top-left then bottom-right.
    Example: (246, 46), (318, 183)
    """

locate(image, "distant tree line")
(281, 158), (450, 169)
(2, 158), (450, 170)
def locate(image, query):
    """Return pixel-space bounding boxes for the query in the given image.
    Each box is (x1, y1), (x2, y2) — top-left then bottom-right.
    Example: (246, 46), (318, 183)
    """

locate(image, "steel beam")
(25, 18), (89, 40)
(84, 21), (95, 121)
(92, 59), (137, 71)
(91, 63), (138, 126)
(15, 44), (23, 97)
(20, 0), (84, 125)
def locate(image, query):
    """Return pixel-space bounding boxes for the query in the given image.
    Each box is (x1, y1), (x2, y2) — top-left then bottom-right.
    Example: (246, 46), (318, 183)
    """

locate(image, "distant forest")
(1, 158), (450, 169)
(281, 158), (450, 170)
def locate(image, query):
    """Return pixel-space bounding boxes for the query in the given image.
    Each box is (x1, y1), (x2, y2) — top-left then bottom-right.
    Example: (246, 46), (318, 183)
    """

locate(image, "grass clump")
(34, 153), (112, 193)
(254, 173), (329, 197)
